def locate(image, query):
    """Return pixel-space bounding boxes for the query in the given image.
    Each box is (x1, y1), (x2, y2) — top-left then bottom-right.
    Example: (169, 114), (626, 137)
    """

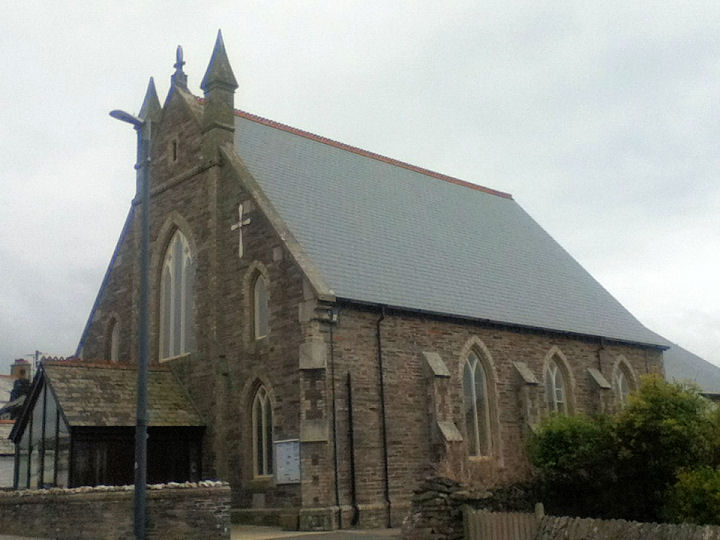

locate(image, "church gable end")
(71, 33), (669, 531)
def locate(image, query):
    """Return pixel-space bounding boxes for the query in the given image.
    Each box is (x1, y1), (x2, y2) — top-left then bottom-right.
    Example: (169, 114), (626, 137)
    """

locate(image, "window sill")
(249, 475), (274, 488)
(159, 352), (192, 364)
(468, 455), (494, 463)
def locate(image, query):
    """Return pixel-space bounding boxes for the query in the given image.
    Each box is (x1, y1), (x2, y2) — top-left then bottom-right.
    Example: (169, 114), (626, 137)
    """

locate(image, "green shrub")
(666, 467), (720, 525)
(529, 375), (720, 522)
(613, 375), (716, 521)
(529, 413), (618, 517)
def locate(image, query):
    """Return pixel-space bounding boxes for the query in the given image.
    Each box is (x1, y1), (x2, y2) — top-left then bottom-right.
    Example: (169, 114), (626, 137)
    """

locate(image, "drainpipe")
(328, 309), (341, 528)
(347, 372), (359, 525)
(376, 306), (391, 528)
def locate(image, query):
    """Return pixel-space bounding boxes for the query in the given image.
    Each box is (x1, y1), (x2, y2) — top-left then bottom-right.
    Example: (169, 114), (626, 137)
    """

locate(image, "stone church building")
(73, 32), (666, 528)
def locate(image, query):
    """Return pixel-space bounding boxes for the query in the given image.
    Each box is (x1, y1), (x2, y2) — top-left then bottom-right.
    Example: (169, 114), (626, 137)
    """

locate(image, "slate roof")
(664, 345), (720, 394)
(43, 361), (203, 427)
(233, 112), (667, 348)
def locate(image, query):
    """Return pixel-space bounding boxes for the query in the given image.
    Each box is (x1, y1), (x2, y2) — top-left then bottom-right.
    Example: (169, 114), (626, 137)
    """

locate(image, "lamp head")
(110, 109), (143, 128)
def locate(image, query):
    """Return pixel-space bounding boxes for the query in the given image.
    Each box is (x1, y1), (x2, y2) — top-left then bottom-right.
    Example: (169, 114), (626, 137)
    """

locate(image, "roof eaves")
(43, 359), (170, 372)
(336, 297), (669, 350)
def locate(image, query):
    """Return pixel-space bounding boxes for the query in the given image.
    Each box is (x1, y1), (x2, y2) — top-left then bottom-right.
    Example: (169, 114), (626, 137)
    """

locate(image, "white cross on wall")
(231, 203), (252, 258)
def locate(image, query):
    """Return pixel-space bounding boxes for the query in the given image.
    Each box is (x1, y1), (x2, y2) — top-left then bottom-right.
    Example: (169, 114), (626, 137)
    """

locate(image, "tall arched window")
(106, 318), (120, 363)
(252, 385), (273, 477)
(614, 371), (630, 407)
(613, 362), (635, 408)
(463, 352), (491, 457)
(160, 230), (195, 360)
(110, 320), (119, 363)
(545, 358), (567, 413)
(253, 275), (269, 340)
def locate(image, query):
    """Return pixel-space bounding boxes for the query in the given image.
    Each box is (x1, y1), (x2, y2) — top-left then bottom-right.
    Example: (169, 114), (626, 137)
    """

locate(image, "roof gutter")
(334, 297), (669, 351)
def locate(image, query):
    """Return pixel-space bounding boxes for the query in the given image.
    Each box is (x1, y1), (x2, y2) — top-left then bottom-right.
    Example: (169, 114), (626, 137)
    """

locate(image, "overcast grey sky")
(1, 2), (718, 371)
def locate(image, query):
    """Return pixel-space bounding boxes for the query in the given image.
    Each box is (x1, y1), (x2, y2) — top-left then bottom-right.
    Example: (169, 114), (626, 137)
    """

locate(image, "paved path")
(232, 525), (401, 540)
(0, 525), (401, 539)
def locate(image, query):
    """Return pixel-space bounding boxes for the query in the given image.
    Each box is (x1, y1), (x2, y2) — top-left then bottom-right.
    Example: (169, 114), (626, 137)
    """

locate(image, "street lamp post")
(110, 108), (151, 540)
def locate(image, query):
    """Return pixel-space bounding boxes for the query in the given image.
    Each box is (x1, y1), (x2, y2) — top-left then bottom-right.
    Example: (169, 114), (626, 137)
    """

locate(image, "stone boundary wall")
(401, 477), (480, 540)
(402, 477), (720, 540)
(0, 481), (231, 539)
(535, 514), (720, 540)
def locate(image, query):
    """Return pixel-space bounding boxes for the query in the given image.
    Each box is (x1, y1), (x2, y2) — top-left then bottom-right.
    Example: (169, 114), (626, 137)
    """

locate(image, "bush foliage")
(530, 374), (720, 523)
(529, 413), (618, 518)
(666, 467), (720, 525)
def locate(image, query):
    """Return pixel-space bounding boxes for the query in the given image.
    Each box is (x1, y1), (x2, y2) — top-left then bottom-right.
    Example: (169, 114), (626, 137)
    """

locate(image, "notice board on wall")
(274, 439), (300, 484)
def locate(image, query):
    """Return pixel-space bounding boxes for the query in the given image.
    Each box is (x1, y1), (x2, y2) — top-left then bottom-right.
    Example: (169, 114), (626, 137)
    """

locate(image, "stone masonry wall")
(79, 87), (304, 511)
(535, 515), (720, 539)
(209, 160), (305, 510)
(326, 305), (663, 528)
(0, 482), (231, 539)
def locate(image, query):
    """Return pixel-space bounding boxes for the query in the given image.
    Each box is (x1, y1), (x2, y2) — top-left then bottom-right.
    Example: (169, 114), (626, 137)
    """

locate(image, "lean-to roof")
(41, 361), (202, 428)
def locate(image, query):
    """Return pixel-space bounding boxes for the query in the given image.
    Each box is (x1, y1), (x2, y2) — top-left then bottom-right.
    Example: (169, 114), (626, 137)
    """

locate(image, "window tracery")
(160, 230), (194, 360)
(252, 385), (273, 477)
(463, 351), (492, 456)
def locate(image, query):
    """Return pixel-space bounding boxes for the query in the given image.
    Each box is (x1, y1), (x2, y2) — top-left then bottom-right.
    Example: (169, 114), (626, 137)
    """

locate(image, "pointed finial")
(171, 45), (188, 88)
(200, 29), (238, 92)
(139, 77), (161, 121)
(175, 46), (185, 69)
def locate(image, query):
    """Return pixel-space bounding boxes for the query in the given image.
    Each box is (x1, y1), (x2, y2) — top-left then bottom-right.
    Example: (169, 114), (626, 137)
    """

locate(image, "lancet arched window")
(613, 362), (635, 408)
(252, 385), (273, 477)
(614, 371), (630, 407)
(108, 319), (120, 363)
(545, 358), (567, 413)
(105, 318), (120, 363)
(160, 230), (195, 360)
(253, 275), (269, 340)
(463, 351), (492, 457)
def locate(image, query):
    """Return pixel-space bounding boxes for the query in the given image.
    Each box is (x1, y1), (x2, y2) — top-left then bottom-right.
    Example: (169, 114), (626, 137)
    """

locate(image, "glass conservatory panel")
(29, 387), (46, 488)
(56, 410), (70, 488)
(17, 427), (29, 489)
